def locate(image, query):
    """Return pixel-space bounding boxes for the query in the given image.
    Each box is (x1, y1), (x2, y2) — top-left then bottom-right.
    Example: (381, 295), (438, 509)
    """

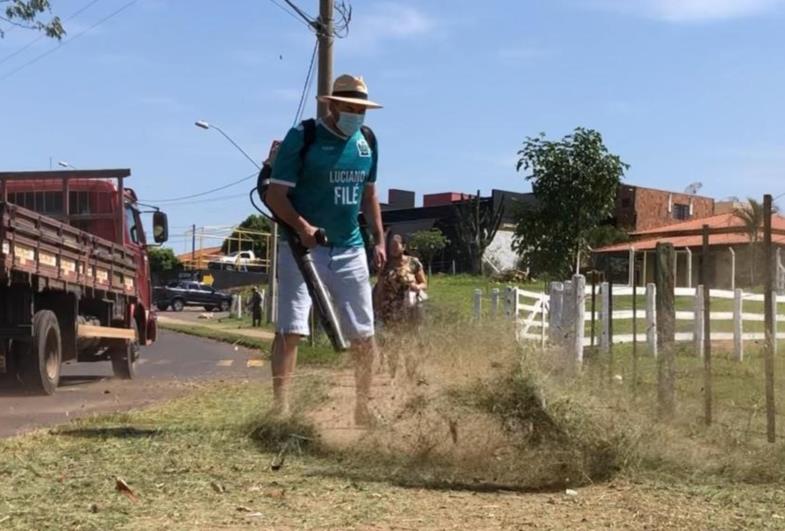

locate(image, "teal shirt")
(270, 120), (378, 248)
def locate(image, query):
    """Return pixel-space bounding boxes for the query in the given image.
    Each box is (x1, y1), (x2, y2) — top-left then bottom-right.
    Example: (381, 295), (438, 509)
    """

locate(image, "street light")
(58, 161), (77, 169)
(193, 120), (260, 170)
(194, 119), (278, 324)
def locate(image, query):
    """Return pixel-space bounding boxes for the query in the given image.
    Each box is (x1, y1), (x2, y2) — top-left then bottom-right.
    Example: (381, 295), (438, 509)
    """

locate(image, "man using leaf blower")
(263, 74), (385, 425)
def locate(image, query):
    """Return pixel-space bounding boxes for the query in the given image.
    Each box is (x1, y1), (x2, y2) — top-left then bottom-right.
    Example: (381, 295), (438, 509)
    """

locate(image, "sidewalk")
(157, 314), (276, 341)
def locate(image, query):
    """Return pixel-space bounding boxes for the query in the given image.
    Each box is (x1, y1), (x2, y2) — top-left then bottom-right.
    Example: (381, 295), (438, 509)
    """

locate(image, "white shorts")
(276, 242), (374, 340)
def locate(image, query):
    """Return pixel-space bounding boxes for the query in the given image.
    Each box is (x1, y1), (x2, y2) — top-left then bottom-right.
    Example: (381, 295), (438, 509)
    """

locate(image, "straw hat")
(317, 74), (383, 109)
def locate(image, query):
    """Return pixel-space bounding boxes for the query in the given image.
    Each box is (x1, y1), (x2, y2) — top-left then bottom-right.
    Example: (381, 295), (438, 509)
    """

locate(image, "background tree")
(734, 198), (778, 287)
(148, 247), (182, 274)
(1, 1), (64, 39)
(452, 190), (505, 275)
(408, 228), (449, 276)
(221, 215), (271, 258)
(513, 128), (628, 279)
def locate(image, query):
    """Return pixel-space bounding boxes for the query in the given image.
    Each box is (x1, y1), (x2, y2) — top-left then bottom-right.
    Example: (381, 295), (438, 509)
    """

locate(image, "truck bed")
(0, 201), (137, 296)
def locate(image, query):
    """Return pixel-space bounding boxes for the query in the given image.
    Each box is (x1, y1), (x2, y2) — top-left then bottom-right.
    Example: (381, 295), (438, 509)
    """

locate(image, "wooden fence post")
(694, 285), (704, 358)
(656, 242), (676, 419)
(600, 281), (610, 354)
(549, 282), (564, 344)
(646, 283), (658, 358)
(763, 193), (776, 443)
(473, 289), (482, 320)
(733, 288), (744, 362)
(574, 274), (586, 366)
(774, 294), (779, 356)
(701, 224), (712, 426)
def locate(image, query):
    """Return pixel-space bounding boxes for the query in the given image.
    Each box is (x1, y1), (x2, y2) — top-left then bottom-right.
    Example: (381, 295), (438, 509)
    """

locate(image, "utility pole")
(191, 224), (196, 270)
(316, 0), (334, 119)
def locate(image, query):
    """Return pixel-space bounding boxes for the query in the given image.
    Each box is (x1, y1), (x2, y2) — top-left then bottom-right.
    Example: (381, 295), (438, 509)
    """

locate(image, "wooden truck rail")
(0, 201), (137, 297)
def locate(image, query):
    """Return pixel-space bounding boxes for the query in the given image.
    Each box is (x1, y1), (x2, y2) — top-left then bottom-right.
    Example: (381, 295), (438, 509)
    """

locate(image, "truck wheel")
(156, 303), (169, 312)
(19, 310), (62, 395)
(220, 300), (231, 312)
(110, 320), (139, 380)
(171, 298), (185, 312)
(204, 306), (215, 312)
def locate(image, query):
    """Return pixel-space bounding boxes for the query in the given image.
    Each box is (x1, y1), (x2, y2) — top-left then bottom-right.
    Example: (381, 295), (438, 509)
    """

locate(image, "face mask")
(336, 112), (364, 136)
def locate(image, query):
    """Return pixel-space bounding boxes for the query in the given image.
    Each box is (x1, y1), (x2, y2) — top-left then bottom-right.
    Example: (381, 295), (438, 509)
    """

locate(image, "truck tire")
(171, 298), (185, 312)
(156, 303), (169, 312)
(219, 300), (231, 312)
(19, 310), (62, 395)
(204, 305), (215, 312)
(110, 320), (139, 380)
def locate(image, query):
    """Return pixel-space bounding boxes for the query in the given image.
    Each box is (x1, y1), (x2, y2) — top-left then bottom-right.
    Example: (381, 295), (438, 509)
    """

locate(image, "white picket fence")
(472, 278), (785, 362)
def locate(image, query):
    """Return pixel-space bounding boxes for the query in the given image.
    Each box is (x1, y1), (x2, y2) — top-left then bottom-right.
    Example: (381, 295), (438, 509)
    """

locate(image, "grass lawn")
(2, 377), (784, 530)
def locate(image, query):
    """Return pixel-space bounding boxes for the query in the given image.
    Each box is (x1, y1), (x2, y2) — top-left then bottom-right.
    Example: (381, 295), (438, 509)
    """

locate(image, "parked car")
(208, 250), (265, 272)
(153, 281), (233, 312)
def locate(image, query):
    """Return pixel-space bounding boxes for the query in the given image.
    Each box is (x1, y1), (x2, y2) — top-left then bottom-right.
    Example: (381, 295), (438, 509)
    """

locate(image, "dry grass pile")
(307, 320), (637, 491)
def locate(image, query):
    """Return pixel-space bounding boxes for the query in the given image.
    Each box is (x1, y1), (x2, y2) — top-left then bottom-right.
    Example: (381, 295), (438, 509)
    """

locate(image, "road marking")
(246, 359), (265, 368)
(152, 360), (172, 366)
(137, 359), (148, 365)
(217, 360), (234, 367)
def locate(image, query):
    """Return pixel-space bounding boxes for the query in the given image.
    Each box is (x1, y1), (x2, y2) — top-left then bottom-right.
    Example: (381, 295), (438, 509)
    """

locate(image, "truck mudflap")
(146, 310), (157, 345)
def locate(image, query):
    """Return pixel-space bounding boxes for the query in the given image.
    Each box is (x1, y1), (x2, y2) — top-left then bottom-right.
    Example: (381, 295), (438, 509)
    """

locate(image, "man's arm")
(362, 183), (386, 270)
(265, 184), (318, 248)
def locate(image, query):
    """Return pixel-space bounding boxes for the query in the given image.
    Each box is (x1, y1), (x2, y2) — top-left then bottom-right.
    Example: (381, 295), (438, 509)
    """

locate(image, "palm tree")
(734, 198), (778, 287)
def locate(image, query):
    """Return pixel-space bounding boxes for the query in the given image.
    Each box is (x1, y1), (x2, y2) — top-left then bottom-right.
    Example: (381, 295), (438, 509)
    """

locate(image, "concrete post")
(733, 288), (743, 362)
(600, 282), (610, 354)
(574, 274), (586, 365)
(549, 282), (564, 344)
(490, 288), (500, 318)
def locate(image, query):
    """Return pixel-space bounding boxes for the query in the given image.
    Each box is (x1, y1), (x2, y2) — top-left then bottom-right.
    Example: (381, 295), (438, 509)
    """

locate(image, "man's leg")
(322, 246), (377, 425)
(351, 336), (376, 425)
(271, 242), (312, 415)
(271, 332), (300, 415)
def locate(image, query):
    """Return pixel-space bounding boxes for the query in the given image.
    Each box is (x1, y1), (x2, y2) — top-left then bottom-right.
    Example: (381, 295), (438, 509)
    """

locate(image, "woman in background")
(374, 233), (428, 328)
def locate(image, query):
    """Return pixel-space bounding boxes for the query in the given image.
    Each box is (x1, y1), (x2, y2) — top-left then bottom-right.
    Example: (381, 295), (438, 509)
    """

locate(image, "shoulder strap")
(360, 125), (376, 152)
(299, 118), (317, 162)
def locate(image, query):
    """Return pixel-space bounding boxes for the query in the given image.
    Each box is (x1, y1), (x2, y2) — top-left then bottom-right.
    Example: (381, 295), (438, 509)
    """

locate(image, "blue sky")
(2, 0), (785, 251)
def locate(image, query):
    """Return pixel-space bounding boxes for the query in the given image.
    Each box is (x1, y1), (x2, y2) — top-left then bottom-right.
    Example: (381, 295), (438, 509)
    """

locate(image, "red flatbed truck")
(0, 169), (168, 394)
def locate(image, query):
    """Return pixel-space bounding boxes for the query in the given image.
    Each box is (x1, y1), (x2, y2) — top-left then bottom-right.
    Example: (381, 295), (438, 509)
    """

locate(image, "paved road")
(0, 330), (269, 438)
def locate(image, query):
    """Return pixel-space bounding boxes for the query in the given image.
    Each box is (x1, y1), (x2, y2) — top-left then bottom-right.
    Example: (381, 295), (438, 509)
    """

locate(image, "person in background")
(250, 287), (263, 327)
(374, 233), (428, 328)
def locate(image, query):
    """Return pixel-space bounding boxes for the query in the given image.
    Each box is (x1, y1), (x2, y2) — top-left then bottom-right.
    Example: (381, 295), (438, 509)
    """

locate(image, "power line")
(0, 0), (105, 67)
(0, 0), (139, 82)
(141, 172), (257, 203)
(293, 40), (318, 125)
(281, 0), (317, 25)
(265, 0), (314, 30)
(154, 192), (248, 207)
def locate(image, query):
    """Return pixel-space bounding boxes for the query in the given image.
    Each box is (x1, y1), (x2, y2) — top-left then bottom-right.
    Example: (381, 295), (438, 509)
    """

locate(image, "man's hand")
(373, 243), (386, 271)
(297, 224), (319, 249)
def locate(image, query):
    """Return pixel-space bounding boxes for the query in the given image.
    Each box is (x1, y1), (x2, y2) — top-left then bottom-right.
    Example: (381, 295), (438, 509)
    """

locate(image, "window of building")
(673, 203), (690, 220)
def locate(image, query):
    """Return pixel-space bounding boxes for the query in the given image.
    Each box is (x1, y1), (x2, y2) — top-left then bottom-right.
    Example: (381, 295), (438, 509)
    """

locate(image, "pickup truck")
(208, 250), (266, 272)
(0, 169), (168, 394)
(153, 281), (233, 312)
